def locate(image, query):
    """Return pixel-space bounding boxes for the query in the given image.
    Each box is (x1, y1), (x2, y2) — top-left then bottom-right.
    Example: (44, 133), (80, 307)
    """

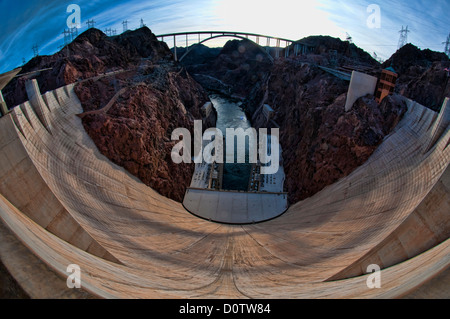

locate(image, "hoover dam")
(0, 60), (449, 299)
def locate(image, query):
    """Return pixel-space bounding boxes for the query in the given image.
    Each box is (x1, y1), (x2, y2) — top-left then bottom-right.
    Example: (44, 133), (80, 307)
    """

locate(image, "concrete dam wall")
(0, 81), (449, 298)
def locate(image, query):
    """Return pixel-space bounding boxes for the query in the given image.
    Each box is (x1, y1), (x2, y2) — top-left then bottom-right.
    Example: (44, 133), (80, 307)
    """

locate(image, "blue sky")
(0, 0), (448, 73)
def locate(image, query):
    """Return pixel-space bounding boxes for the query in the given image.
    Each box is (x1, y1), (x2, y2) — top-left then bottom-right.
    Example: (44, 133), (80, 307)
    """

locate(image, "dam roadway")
(0, 79), (449, 298)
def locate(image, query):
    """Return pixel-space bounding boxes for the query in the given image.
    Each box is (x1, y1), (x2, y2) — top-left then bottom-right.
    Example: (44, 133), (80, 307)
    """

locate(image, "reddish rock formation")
(244, 59), (407, 203)
(382, 43), (450, 111)
(74, 58), (213, 203)
(182, 37), (411, 204)
(2, 27), (172, 108)
(183, 39), (273, 98)
(298, 35), (380, 68)
(4, 27), (215, 203)
(77, 72), (207, 202)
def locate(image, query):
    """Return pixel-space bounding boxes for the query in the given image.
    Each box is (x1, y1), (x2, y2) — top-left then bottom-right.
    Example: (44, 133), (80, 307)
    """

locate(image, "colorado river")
(209, 94), (252, 191)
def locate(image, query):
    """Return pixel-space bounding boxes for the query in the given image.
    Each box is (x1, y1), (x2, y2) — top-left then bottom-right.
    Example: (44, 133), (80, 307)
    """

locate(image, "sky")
(0, 0), (448, 73)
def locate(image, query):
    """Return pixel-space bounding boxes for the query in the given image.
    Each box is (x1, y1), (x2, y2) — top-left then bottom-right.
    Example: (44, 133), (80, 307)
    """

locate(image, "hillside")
(3, 27), (215, 202)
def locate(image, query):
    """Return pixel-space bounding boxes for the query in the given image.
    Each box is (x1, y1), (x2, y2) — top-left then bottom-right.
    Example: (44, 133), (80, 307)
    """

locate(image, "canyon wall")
(4, 27), (216, 202)
(243, 60), (407, 203)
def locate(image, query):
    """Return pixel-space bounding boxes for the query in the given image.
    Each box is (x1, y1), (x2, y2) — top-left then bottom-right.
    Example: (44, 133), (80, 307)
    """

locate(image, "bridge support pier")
(276, 39), (281, 59)
(173, 35), (177, 61)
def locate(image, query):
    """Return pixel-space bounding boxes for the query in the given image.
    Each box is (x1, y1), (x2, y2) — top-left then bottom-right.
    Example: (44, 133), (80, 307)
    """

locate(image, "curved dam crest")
(0, 77), (449, 298)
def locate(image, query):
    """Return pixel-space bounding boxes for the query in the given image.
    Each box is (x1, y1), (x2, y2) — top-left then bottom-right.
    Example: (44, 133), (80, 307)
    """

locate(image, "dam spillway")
(0, 78), (449, 298)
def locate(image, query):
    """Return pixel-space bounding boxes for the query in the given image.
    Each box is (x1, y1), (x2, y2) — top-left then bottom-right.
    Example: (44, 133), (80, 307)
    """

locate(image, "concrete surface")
(345, 70), (378, 111)
(0, 81), (448, 298)
(183, 188), (288, 224)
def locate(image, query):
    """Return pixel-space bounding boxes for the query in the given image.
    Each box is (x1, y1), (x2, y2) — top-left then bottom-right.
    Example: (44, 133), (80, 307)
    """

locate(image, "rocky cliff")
(182, 39), (273, 98)
(187, 37), (445, 204)
(3, 27), (172, 108)
(382, 43), (450, 111)
(297, 35), (380, 69)
(242, 60), (407, 203)
(76, 67), (211, 202)
(5, 27), (216, 202)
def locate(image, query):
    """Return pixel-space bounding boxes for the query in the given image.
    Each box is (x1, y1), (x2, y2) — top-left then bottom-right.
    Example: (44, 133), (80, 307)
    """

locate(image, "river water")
(209, 94), (252, 191)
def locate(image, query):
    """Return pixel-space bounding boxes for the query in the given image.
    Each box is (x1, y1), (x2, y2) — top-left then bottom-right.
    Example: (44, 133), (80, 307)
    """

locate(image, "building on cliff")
(375, 67), (398, 103)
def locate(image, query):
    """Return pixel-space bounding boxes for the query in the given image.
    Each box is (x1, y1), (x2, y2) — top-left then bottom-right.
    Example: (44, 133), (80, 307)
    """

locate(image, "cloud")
(317, 0), (450, 61)
(212, 0), (343, 40)
(0, 1), (70, 72)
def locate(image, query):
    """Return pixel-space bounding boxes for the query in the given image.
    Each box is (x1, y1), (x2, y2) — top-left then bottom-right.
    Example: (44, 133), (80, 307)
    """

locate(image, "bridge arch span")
(178, 34), (274, 63)
(156, 31), (313, 62)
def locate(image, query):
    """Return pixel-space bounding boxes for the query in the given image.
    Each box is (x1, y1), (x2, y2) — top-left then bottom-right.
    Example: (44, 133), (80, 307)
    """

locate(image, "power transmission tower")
(112, 29), (117, 36)
(62, 29), (72, 46)
(140, 18), (145, 28)
(123, 20), (128, 33)
(61, 29), (72, 57)
(71, 27), (78, 41)
(398, 25), (410, 50)
(373, 52), (383, 63)
(104, 28), (112, 36)
(346, 32), (353, 43)
(32, 44), (39, 57)
(443, 33), (450, 57)
(86, 19), (95, 29)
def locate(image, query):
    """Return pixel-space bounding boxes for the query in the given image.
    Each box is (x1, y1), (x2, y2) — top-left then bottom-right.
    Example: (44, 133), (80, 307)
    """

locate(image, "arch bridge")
(156, 31), (313, 62)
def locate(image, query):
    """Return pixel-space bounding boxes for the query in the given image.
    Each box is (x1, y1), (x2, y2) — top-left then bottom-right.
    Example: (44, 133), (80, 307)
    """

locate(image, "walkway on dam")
(0, 77), (449, 298)
(183, 160), (287, 223)
(183, 188), (287, 224)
